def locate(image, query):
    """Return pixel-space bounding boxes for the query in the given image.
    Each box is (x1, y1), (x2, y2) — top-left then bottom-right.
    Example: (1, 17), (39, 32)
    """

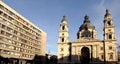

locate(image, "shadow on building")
(0, 54), (58, 64)
(0, 52), (118, 64)
(58, 55), (118, 64)
(0, 55), (46, 64)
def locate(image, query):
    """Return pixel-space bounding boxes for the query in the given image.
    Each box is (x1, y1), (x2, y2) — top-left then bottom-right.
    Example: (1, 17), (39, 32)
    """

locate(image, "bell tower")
(103, 9), (117, 61)
(58, 15), (70, 63)
(103, 9), (116, 40)
(58, 15), (69, 43)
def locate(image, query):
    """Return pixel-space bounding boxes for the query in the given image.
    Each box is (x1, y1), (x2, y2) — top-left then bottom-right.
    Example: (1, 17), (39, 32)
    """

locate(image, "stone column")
(91, 45), (93, 63)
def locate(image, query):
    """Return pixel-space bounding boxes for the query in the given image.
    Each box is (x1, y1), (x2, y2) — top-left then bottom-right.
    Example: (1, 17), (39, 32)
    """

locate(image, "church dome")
(77, 15), (97, 39)
(79, 15), (95, 31)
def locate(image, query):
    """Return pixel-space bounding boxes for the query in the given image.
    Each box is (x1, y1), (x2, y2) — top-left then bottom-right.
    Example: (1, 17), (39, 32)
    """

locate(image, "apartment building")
(0, 1), (46, 64)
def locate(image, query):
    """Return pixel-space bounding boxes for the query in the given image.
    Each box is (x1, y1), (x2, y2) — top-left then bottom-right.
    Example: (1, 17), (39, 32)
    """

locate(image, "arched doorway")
(80, 47), (90, 64)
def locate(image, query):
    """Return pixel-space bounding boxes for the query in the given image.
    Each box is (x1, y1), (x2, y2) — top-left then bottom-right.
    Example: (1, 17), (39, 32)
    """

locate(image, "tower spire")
(84, 15), (90, 23)
(105, 9), (111, 17)
(61, 15), (67, 22)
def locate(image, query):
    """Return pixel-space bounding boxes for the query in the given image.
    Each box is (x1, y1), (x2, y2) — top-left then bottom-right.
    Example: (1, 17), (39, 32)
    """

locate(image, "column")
(91, 45), (93, 63)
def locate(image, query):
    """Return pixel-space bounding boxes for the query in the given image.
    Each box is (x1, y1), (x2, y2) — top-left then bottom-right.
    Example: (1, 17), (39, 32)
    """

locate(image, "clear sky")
(2, 0), (120, 55)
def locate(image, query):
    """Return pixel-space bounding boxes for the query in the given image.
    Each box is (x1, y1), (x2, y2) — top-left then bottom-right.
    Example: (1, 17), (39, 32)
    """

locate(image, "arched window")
(107, 21), (111, 26)
(82, 29), (91, 38)
(62, 38), (64, 42)
(101, 54), (104, 59)
(109, 46), (112, 50)
(62, 26), (65, 30)
(109, 53), (113, 60)
(109, 34), (112, 39)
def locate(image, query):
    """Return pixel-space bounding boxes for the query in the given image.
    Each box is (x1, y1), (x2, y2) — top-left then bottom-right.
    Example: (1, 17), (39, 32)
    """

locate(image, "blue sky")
(2, 0), (120, 55)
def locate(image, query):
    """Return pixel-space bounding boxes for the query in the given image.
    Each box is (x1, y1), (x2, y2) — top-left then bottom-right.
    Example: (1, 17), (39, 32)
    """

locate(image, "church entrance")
(80, 47), (90, 64)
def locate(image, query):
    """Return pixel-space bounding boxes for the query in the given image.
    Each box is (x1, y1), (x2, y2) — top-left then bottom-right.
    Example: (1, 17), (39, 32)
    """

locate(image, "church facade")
(58, 9), (118, 64)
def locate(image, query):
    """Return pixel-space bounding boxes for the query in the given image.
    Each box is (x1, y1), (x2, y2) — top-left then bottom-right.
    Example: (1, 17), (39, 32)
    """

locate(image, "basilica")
(58, 9), (117, 64)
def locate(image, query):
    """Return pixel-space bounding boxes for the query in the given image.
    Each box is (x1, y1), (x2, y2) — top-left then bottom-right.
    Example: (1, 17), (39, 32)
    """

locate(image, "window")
(101, 54), (104, 59)
(1, 30), (5, 34)
(3, 13), (8, 19)
(8, 16), (13, 21)
(1, 24), (6, 29)
(6, 32), (12, 37)
(7, 27), (12, 32)
(82, 29), (91, 38)
(62, 38), (64, 42)
(109, 53), (113, 60)
(107, 21), (111, 26)
(62, 26), (65, 30)
(0, 36), (3, 40)
(109, 34), (112, 39)
(14, 30), (17, 34)
(0, 4), (4, 9)
(0, 11), (3, 15)
(109, 46), (112, 50)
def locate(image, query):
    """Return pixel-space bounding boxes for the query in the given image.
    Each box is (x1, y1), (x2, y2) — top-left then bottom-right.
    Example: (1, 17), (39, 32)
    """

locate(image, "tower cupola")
(61, 15), (67, 22)
(105, 9), (111, 17)
(84, 15), (90, 23)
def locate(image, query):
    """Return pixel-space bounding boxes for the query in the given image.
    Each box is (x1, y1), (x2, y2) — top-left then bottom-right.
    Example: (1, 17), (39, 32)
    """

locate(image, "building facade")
(58, 9), (117, 64)
(0, 1), (46, 64)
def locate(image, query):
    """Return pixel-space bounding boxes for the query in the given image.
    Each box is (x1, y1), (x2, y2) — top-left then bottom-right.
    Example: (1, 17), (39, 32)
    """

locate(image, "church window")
(61, 48), (64, 51)
(109, 46), (112, 50)
(109, 34), (112, 39)
(101, 54), (104, 59)
(109, 53), (113, 60)
(82, 30), (91, 38)
(107, 21), (111, 26)
(62, 38), (64, 42)
(62, 26), (65, 30)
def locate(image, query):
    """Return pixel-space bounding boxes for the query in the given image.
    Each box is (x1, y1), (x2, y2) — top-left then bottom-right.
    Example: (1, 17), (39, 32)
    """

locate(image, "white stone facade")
(58, 10), (117, 64)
